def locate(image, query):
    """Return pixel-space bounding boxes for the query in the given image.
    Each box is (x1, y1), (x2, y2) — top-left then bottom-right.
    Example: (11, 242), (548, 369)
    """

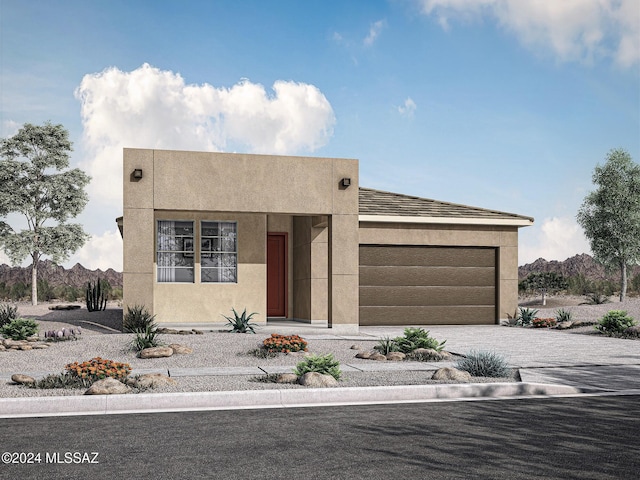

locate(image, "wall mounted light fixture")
(133, 169), (143, 179)
(341, 177), (351, 187)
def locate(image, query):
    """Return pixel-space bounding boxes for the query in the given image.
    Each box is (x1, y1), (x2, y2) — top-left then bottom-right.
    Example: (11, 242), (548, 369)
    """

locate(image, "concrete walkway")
(1, 325), (639, 417)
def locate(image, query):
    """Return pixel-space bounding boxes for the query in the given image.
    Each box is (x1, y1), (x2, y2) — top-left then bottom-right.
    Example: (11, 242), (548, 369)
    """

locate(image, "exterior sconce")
(341, 178), (351, 188)
(133, 169), (143, 179)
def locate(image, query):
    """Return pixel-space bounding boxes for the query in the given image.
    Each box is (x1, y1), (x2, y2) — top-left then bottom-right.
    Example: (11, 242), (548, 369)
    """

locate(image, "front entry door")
(267, 233), (287, 317)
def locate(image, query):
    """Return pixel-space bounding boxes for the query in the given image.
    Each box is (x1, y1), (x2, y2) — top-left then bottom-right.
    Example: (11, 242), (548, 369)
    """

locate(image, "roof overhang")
(359, 215), (534, 227)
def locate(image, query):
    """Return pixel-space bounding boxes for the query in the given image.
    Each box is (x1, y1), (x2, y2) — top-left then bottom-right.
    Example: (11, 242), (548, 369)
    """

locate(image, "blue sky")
(1, 0), (639, 271)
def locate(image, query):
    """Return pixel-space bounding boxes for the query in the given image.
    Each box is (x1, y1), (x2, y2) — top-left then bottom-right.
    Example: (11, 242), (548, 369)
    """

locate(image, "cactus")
(85, 279), (107, 312)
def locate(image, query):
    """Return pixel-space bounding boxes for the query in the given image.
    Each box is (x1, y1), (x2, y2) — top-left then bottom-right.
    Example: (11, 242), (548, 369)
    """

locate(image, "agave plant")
(223, 308), (258, 334)
(516, 307), (538, 326)
(555, 308), (573, 323)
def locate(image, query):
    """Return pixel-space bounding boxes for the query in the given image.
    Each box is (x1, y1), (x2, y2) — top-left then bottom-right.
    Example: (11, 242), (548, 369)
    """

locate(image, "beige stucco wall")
(358, 222), (522, 322)
(123, 148), (359, 330)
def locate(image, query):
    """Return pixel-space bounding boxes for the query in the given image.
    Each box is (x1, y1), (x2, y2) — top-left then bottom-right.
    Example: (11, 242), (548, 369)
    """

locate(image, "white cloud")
(66, 230), (123, 271)
(74, 63), (335, 205)
(397, 97), (417, 117)
(418, 0), (639, 66)
(364, 20), (386, 46)
(519, 217), (592, 265)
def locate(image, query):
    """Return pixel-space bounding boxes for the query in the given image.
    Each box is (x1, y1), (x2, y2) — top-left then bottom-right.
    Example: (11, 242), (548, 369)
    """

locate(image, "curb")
(0, 382), (583, 418)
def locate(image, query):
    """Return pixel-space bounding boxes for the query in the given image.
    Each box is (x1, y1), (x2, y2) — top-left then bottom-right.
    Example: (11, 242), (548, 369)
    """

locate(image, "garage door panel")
(360, 286), (495, 306)
(359, 306), (495, 325)
(360, 266), (495, 287)
(360, 245), (494, 267)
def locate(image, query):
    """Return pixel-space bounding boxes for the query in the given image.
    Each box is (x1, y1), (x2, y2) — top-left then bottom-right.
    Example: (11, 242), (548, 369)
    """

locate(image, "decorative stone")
(432, 367), (471, 382)
(177, 330), (191, 335)
(385, 352), (406, 361)
(18, 345), (33, 351)
(26, 337), (40, 342)
(624, 325), (640, 337)
(350, 344), (362, 350)
(192, 329), (204, 335)
(355, 351), (373, 359)
(31, 344), (49, 349)
(3, 339), (28, 348)
(138, 346), (174, 359)
(169, 344), (193, 355)
(556, 321), (574, 330)
(369, 353), (387, 361)
(0, 345), (5, 351)
(11, 374), (35, 385)
(84, 377), (130, 395)
(298, 372), (338, 387)
(157, 328), (179, 334)
(126, 373), (176, 389)
(275, 373), (299, 384)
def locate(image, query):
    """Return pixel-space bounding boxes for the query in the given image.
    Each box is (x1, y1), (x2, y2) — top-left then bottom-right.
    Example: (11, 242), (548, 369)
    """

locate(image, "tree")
(577, 149), (640, 302)
(519, 272), (568, 306)
(0, 122), (91, 305)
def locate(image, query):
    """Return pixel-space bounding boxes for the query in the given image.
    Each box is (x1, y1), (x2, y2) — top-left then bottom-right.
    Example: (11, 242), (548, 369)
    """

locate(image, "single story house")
(119, 148), (532, 334)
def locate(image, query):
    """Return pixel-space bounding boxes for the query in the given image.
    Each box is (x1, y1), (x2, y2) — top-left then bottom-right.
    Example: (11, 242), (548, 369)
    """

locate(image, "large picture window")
(157, 221), (194, 282)
(201, 221), (237, 283)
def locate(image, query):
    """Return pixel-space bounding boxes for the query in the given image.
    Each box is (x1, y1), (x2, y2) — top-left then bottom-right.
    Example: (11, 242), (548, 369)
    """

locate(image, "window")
(157, 220), (194, 282)
(201, 221), (237, 283)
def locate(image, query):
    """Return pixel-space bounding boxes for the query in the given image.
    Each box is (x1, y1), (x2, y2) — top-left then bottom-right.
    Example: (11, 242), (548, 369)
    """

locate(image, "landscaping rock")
(127, 373), (176, 389)
(572, 320), (596, 328)
(432, 367), (471, 382)
(369, 353), (387, 361)
(0, 345), (5, 351)
(157, 328), (179, 334)
(3, 339), (29, 348)
(19, 345), (33, 351)
(298, 372), (338, 387)
(556, 321), (574, 330)
(169, 344), (193, 354)
(355, 351), (373, 359)
(350, 344), (362, 350)
(624, 325), (640, 337)
(275, 373), (299, 384)
(11, 374), (35, 385)
(138, 346), (174, 359)
(192, 329), (204, 335)
(84, 378), (130, 395)
(31, 344), (49, 349)
(385, 352), (406, 361)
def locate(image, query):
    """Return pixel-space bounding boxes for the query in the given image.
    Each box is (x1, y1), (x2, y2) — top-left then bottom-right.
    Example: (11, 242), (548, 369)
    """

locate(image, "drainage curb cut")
(0, 382), (582, 418)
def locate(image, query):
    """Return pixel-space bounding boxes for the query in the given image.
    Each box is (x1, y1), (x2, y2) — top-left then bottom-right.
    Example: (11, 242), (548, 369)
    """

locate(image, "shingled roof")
(359, 187), (533, 225)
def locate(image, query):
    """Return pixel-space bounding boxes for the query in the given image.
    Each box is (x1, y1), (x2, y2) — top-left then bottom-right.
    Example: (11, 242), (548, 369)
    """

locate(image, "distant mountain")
(0, 260), (122, 288)
(518, 253), (640, 281)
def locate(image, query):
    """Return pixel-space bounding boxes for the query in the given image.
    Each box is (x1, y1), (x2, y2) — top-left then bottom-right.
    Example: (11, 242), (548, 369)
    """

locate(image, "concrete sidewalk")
(1, 325), (639, 417)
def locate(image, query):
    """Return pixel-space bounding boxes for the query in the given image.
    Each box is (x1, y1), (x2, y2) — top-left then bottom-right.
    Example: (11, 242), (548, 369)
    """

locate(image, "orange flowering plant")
(65, 357), (131, 382)
(532, 318), (557, 328)
(262, 333), (308, 353)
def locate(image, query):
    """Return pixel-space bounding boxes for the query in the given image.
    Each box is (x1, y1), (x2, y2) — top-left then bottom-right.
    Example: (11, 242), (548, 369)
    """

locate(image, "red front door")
(267, 233), (287, 317)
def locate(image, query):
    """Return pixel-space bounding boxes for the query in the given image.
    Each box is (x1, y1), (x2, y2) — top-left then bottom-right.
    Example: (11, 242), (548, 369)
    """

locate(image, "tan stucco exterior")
(123, 148), (359, 333)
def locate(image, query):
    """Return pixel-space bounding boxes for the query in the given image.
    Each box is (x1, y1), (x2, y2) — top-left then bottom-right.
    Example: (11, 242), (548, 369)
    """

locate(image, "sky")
(0, 0), (638, 272)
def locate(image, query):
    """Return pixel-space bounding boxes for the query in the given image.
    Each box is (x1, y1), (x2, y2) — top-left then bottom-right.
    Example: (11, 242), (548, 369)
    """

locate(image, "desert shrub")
(455, 350), (510, 378)
(294, 353), (342, 380)
(595, 310), (636, 335)
(516, 307), (538, 326)
(247, 347), (279, 359)
(123, 304), (156, 333)
(555, 308), (573, 323)
(0, 318), (38, 340)
(223, 308), (258, 334)
(0, 303), (18, 327)
(65, 357), (131, 382)
(393, 327), (446, 353)
(9, 282), (29, 301)
(262, 333), (307, 353)
(373, 336), (401, 355)
(582, 292), (610, 305)
(130, 324), (164, 352)
(27, 372), (92, 390)
(532, 317), (557, 328)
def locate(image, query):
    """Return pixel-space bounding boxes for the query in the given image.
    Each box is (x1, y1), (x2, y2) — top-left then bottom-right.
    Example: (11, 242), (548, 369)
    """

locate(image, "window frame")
(156, 220), (195, 283)
(200, 220), (238, 284)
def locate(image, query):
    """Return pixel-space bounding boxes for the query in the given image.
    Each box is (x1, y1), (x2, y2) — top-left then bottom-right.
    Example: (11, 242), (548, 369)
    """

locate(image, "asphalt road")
(1, 395), (639, 480)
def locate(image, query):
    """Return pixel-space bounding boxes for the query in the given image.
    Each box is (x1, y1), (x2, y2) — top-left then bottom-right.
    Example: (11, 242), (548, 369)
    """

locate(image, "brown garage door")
(359, 245), (496, 325)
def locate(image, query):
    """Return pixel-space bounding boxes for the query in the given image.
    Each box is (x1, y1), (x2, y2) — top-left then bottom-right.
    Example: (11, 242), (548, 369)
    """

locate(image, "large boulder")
(275, 373), (299, 384)
(298, 372), (338, 387)
(11, 374), (35, 385)
(385, 352), (406, 361)
(432, 367), (471, 382)
(84, 377), (130, 395)
(138, 346), (174, 359)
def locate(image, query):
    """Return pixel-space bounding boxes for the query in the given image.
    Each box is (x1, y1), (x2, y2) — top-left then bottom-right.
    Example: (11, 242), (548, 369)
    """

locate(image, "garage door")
(359, 245), (496, 325)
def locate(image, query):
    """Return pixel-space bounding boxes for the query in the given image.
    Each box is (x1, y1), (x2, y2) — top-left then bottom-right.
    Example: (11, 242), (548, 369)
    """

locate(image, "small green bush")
(0, 303), (18, 327)
(555, 308), (573, 323)
(223, 308), (258, 334)
(294, 353), (342, 380)
(517, 307), (538, 326)
(130, 325), (164, 352)
(27, 372), (92, 390)
(595, 310), (636, 335)
(393, 327), (446, 353)
(455, 350), (510, 378)
(123, 304), (156, 333)
(0, 318), (39, 340)
(373, 336), (400, 355)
